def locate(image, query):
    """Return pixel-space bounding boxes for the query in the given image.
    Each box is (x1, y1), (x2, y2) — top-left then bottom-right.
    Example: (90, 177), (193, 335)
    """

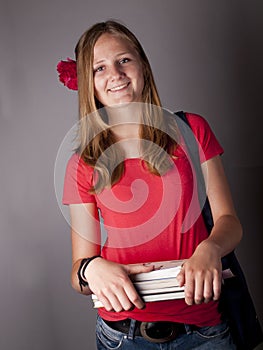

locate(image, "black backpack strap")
(174, 111), (214, 233)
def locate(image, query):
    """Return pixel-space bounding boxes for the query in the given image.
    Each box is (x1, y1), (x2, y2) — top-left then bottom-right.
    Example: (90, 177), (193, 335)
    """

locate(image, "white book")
(138, 285), (184, 295)
(142, 291), (186, 302)
(134, 277), (180, 290)
(91, 260), (235, 308)
(130, 260), (184, 282)
(92, 290), (186, 308)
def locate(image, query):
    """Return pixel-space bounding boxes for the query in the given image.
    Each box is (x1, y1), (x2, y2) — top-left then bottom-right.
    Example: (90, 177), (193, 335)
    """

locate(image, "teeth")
(110, 83), (128, 91)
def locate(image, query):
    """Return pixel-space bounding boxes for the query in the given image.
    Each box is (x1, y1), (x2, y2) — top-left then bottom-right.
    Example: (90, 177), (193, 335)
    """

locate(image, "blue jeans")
(96, 316), (236, 350)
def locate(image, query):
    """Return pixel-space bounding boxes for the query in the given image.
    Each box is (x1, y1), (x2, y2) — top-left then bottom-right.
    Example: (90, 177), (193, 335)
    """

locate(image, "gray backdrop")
(1, 1), (262, 349)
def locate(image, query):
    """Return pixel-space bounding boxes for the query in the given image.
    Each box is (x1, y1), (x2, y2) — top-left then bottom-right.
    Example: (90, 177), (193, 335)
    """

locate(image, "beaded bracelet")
(77, 255), (101, 291)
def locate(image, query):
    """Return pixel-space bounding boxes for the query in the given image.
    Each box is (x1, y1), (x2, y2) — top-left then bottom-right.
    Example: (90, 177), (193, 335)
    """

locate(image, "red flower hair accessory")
(57, 58), (78, 91)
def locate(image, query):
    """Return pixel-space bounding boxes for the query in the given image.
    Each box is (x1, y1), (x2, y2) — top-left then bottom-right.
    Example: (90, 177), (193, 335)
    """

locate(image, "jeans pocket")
(96, 318), (124, 350)
(194, 322), (230, 340)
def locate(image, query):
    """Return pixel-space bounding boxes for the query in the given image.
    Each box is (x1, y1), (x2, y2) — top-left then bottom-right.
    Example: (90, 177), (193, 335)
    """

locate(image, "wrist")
(196, 239), (221, 257)
(77, 255), (102, 291)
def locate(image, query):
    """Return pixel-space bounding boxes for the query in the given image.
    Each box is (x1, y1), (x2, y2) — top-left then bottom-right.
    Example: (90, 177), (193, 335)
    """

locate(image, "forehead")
(93, 33), (137, 61)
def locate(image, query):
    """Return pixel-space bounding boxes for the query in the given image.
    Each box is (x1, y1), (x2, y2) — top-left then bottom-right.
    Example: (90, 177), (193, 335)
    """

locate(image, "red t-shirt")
(63, 113), (224, 326)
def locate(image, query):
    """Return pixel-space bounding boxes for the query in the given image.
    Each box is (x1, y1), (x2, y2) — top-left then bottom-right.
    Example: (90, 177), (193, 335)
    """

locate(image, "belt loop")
(184, 324), (193, 335)
(128, 319), (137, 340)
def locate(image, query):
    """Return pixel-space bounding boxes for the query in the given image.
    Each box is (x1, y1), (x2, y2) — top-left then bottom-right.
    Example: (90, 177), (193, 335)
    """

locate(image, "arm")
(177, 155), (243, 305)
(70, 203), (101, 295)
(69, 203), (154, 311)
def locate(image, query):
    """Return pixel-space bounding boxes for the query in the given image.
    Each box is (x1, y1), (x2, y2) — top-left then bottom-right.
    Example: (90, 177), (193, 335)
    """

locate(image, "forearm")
(198, 214), (243, 258)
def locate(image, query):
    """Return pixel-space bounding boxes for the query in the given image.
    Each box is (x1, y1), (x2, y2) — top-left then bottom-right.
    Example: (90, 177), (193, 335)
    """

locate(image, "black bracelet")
(77, 255), (101, 292)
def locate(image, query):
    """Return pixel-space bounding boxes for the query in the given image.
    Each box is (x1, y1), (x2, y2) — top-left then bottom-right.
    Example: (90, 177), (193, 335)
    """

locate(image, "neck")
(106, 102), (142, 125)
(106, 103), (142, 140)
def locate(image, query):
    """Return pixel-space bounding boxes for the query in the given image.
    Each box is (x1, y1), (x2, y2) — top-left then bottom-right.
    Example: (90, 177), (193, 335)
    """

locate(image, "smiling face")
(93, 33), (145, 107)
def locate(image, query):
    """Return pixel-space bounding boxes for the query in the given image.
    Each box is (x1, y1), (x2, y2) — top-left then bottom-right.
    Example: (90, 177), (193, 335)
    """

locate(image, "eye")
(119, 57), (130, 64)
(94, 66), (104, 73)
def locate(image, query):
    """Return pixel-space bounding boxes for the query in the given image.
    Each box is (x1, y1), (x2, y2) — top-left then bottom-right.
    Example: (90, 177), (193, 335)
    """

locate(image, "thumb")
(125, 263), (155, 275)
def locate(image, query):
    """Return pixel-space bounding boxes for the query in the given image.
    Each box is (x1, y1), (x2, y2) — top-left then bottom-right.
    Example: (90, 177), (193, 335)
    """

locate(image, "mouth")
(108, 82), (130, 92)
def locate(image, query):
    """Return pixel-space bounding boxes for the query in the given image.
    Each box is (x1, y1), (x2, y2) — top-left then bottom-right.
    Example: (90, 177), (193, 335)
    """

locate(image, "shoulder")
(64, 152), (94, 186)
(179, 111), (224, 161)
(66, 152), (93, 174)
(63, 153), (95, 205)
(184, 112), (212, 132)
(182, 112), (218, 141)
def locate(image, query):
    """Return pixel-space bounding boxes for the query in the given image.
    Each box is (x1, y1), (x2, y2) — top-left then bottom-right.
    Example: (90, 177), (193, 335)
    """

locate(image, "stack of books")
(91, 259), (234, 308)
(92, 260), (185, 308)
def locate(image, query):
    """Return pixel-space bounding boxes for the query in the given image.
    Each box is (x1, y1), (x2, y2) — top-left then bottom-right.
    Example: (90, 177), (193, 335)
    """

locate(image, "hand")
(176, 240), (222, 305)
(84, 258), (154, 312)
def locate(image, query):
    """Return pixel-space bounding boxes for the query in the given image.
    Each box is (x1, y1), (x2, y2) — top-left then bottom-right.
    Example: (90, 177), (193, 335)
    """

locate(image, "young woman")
(61, 20), (242, 349)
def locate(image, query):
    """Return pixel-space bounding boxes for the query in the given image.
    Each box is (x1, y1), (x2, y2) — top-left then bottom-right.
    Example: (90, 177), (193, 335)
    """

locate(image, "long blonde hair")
(74, 20), (178, 193)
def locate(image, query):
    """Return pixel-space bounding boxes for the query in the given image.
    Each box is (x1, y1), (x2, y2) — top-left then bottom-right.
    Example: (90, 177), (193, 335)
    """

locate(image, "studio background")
(1, 1), (262, 349)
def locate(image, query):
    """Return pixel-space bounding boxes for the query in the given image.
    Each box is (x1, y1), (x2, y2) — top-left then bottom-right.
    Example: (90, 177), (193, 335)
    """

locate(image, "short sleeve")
(185, 113), (224, 163)
(62, 153), (96, 205)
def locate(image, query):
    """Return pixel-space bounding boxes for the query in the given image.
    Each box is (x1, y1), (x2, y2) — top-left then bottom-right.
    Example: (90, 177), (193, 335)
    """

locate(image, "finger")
(107, 294), (124, 313)
(176, 267), (185, 287)
(193, 274), (204, 305)
(124, 282), (145, 310)
(203, 275), (213, 303)
(125, 263), (154, 275)
(184, 270), (195, 306)
(103, 288), (134, 313)
(114, 289), (135, 312)
(95, 285), (125, 312)
(212, 272), (222, 301)
(97, 293), (114, 312)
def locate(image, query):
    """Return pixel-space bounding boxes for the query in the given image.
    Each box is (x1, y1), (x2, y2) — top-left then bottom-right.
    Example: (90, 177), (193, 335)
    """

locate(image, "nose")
(108, 63), (124, 80)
